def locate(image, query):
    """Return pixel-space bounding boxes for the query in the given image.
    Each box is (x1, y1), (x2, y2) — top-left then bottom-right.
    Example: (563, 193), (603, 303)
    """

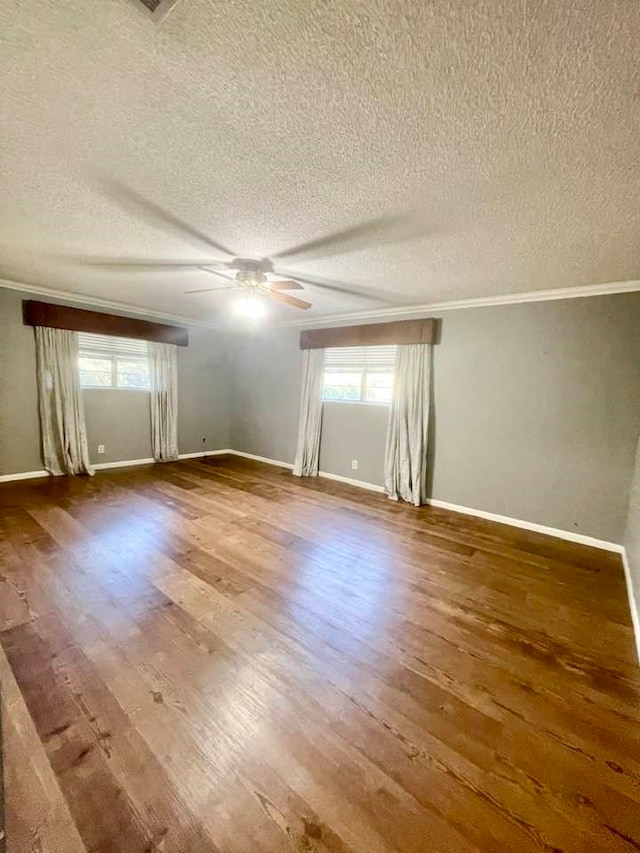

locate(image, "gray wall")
(0, 287), (231, 474)
(176, 325), (230, 457)
(320, 401), (389, 485)
(429, 296), (640, 543)
(625, 435), (640, 633)
(0, 289), (41, 474)
(230, 328), (303, 464)
(83, 389), (152, 464)
(229, 293), (640, 543)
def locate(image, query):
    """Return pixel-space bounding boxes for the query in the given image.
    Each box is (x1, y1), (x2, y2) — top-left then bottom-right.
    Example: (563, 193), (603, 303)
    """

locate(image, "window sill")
(81, 387), (151, 392)
(322, 399), (391, 407)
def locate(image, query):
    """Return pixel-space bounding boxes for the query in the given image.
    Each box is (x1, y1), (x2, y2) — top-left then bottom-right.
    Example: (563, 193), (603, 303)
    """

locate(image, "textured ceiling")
(0, 0), (639, 325)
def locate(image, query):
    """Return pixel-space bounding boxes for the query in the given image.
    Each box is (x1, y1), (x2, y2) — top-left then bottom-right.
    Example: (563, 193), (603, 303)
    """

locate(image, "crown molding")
(0, 278), (222, 330)
(277, 279), (640, 329)
(3, 276), (639, 334)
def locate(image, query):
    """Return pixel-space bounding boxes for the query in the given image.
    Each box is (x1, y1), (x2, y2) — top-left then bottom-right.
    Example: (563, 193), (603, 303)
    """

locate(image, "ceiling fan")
(73, 180), (433, 314)
(184, 257), (312, 311)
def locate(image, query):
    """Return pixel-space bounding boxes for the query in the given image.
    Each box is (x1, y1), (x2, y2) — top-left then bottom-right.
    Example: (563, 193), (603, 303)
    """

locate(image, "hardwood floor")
(1, 456), (639, 852)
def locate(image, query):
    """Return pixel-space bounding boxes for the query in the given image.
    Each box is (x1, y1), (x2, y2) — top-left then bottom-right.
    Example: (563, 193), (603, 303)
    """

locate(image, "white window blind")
(78, 333), (150, 389)
(324, 346), (397, 370)
(322, 345), (396, 404)
(77, 333), (148, 356)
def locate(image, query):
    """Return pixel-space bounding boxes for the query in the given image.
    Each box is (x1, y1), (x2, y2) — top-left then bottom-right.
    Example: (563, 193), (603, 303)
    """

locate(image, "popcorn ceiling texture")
(0, 0), (639, 323)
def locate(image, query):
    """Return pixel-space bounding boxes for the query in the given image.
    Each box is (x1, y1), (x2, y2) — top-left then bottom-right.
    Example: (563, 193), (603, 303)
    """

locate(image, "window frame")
(321, 346), (396, 405)
(78, 334), (151, 391)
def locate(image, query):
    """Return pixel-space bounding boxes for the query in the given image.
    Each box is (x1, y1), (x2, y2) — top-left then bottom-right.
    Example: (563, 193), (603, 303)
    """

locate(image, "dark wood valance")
(300, 318), (435, 350)
(23, 300), (189, 347)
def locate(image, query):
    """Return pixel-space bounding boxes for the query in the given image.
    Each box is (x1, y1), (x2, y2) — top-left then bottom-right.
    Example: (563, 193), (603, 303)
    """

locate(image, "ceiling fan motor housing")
(235, 269), (267, 287)
(232, 258), (272, 288)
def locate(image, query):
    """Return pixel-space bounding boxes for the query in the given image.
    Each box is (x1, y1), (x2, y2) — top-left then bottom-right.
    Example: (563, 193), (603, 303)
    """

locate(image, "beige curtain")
(293, 348), (325, 477)
(149, 341), (179, 462)
(35, 326), (94, 476)
(384, 343), (431, 506)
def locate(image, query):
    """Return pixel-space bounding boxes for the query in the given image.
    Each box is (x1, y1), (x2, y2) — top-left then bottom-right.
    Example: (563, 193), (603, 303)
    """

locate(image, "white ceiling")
(1, 0), (639, 327)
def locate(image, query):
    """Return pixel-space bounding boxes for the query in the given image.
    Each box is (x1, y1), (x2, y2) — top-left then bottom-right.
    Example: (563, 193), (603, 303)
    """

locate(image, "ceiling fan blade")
(267, 279), (304, 290)
(99, 179), (238, 257)
(272, 269), (391, 303)
(73, 258), (231, 271)
(184, 285), (237, 294)
(198, 267), (235, 280)
(269, 210), (431, 264)
(268, 290), (312, 310)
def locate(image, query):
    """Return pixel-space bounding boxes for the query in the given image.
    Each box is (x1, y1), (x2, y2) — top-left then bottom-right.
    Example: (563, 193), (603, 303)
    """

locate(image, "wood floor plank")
(2, 621), (156, 852)
(1, 456), (639, 852)
(0, 643), (86, 853)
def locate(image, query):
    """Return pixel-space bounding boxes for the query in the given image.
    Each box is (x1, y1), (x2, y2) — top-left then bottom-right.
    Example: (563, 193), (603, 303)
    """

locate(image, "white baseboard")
(94, 449), (232, 469)
(225, 450), (384, 492)
(0, 469), (49, 483)
(0, 449), (230, 481)
(317, 470), (385, 493)
(178, 450), (231, 461)
(621, 549), (640, 663)
(93, 457), (155, 470)
(228, 450), (294, 470)
(425, 497), (624, 554)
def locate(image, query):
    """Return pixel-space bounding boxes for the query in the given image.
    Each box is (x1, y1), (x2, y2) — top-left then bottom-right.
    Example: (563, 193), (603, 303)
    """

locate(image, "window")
(322, 346), (396, 404)
(78, 333), (150, 390)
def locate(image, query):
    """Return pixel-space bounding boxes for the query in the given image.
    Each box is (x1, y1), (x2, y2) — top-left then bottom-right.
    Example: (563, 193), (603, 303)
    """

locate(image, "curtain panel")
(149, 341), (179, 462)
(293, 348), (325, 477)
(384, 343), (432, 506)
(34, 326), (94, 476)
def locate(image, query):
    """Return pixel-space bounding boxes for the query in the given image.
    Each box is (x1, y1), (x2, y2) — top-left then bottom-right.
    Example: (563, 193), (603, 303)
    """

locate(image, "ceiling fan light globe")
(233, 294), (265, 321)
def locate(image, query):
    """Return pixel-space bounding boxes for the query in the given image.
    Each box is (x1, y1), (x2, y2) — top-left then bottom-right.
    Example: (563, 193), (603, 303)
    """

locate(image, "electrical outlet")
(351, 459), (358, 470)
(97, 444), (105, 454)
